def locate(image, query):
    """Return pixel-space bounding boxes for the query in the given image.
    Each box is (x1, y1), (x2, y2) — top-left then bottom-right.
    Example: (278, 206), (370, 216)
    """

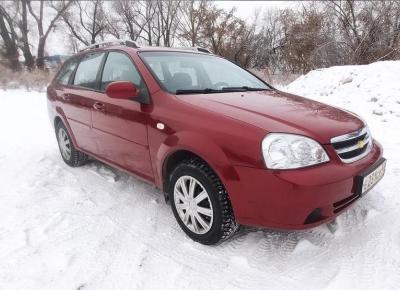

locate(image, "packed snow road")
(0, 61), (399, 289)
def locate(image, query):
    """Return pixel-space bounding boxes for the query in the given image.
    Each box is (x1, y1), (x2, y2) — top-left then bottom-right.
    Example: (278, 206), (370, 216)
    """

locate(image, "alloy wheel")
(173, 175), (214, 234)
(58, 128), (71, 160)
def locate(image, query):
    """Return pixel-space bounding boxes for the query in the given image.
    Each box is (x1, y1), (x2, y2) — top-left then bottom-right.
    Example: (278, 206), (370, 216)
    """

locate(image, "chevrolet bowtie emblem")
(357, 140), (365, 149)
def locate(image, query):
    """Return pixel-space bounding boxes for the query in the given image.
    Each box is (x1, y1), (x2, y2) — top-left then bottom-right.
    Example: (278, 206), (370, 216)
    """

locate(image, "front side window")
(56, 59), (78, 85)
(73, 53), (104, 89)
(100, 52), (143, 91)
(140, 51), (270, 94)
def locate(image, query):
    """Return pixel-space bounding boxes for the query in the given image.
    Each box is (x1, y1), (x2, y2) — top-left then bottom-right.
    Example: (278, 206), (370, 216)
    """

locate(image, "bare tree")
(179, 0), (209, 46)
(280, 6), (331, 73)
(16, 0), (35, 70)
(61, 0), (107, 47)
(251, 9), (284, 73)
(327, 0), (400, 64)
(112, 0), (156, 43)
(156, 0), (182, 47)
(142, 1), (157, 45)
(27, 0), (72, 69)
(104, 9), (122, 40)
(201, 7), (232, 54)
(0, 4), (20, 70)
(0, 0), (399, 76)
(199, 7), (254, 66)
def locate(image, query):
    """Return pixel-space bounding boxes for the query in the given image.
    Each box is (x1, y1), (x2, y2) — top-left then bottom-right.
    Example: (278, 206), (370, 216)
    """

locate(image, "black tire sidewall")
(168, 163), (225, 245)
(56, 122), (76, 166)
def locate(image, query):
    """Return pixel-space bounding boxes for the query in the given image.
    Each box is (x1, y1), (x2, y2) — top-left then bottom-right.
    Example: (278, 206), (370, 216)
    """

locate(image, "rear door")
(91, 51), (154, 180)
(64, 52), (106, 153)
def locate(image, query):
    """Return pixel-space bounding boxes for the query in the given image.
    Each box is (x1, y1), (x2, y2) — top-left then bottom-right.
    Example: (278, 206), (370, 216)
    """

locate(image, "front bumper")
(227, 140), (383, 229)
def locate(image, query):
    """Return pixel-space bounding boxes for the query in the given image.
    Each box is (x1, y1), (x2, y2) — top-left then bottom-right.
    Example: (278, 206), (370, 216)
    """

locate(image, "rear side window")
(100, 52), (143, 91)
(73, 53), (104, 89)
(56, 59), (78, 85)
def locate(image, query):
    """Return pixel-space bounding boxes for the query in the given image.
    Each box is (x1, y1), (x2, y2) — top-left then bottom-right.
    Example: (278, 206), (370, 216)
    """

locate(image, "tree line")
(1, 0), (399, 74)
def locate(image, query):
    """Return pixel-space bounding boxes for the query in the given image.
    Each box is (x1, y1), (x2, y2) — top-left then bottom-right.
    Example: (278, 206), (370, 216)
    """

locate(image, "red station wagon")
(47, 40), (386, 244)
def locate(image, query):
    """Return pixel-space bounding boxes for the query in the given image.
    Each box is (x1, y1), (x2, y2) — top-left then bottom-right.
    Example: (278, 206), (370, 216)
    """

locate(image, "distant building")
(43, 55), (71, 70)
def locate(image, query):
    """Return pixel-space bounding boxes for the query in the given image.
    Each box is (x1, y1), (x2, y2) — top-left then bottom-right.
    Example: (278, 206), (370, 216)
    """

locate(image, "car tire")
(56, 121), (88, 167)
(168, 157), (238, 245)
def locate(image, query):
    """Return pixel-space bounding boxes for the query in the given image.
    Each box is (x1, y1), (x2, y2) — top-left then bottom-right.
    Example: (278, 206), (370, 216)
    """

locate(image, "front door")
(91, 51), (154, 181)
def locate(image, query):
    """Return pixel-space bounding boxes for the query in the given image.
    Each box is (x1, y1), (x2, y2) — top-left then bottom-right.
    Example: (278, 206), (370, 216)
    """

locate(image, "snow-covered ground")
(0, 61), (399, 290)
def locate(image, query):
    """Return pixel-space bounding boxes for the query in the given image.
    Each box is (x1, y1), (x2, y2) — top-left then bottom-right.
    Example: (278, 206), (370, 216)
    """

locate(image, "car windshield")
(139, 51), (270, 94)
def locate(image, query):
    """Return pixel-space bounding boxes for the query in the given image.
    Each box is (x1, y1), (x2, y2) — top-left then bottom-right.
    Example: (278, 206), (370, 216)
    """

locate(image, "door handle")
(93, 102), (105, 111)
(61, 93), (71, 101)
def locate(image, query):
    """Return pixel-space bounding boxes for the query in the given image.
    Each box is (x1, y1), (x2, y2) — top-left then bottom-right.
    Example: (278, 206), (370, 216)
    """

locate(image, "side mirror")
(105, 81), (139, 100)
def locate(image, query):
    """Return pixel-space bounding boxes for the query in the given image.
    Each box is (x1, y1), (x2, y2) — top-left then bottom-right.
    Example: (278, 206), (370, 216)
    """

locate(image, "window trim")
(137, 51), (275, 95)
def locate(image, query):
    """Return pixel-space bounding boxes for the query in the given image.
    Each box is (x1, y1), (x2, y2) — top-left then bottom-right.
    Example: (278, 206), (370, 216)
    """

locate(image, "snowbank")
(0, 61), (399, 289)
(285, 61), (400, 133)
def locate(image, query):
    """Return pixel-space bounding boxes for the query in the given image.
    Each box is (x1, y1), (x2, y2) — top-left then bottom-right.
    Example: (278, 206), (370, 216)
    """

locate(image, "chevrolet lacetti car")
(47, 40), (386, 245)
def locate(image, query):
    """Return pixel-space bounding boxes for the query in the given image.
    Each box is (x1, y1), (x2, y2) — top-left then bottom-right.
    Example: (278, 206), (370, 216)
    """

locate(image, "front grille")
(331, 127), (372, 163)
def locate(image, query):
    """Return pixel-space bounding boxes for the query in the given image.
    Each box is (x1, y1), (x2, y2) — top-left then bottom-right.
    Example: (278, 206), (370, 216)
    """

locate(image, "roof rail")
(179, 46), (212, 54)
(79, 40), (139, 52)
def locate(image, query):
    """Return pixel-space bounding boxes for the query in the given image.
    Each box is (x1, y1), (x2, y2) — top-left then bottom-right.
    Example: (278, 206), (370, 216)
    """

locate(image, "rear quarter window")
(56, 59), (78, 85)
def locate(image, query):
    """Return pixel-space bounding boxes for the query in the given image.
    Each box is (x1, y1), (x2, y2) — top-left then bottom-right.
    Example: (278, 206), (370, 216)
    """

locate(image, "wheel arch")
(158, 132), (241, 197)
(53, 108), (79, 148)
(162, 149), (209, 191)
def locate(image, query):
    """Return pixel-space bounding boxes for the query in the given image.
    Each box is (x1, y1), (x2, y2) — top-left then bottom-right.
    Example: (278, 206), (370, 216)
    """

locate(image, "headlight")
(262, 133), (329, 169)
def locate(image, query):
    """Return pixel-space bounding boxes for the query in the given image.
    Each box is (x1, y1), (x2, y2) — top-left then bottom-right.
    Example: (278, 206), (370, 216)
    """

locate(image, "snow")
(1, 60), (400, 289)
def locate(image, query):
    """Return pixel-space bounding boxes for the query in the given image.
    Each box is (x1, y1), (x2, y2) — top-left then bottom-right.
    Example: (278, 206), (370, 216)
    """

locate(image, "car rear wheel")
(56, 121), (88, 167)
(168, 158), (238, 245)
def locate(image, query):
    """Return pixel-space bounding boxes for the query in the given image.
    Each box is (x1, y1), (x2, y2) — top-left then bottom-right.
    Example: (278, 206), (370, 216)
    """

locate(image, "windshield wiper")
(221, 86), (271, 92)
(176, 88), (223, 95)
(175, 86), (271, 95)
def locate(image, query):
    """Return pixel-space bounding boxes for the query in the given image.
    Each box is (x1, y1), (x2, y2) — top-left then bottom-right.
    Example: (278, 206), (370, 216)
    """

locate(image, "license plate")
(356, 158), (386, 195)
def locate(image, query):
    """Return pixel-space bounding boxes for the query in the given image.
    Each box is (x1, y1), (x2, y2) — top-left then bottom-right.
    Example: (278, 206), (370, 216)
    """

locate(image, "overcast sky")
(215, 1), (298, 19)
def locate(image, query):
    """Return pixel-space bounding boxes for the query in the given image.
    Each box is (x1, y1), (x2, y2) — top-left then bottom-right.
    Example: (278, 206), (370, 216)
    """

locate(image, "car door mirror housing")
(105, 81), (139, 100)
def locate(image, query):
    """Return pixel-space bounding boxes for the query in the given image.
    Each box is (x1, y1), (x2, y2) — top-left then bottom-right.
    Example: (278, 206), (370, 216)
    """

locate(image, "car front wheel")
(168, 158), (238, 245)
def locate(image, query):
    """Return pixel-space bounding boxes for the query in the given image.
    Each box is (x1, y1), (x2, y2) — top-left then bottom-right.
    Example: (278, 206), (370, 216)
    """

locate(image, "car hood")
(176, 90), (364, 144)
